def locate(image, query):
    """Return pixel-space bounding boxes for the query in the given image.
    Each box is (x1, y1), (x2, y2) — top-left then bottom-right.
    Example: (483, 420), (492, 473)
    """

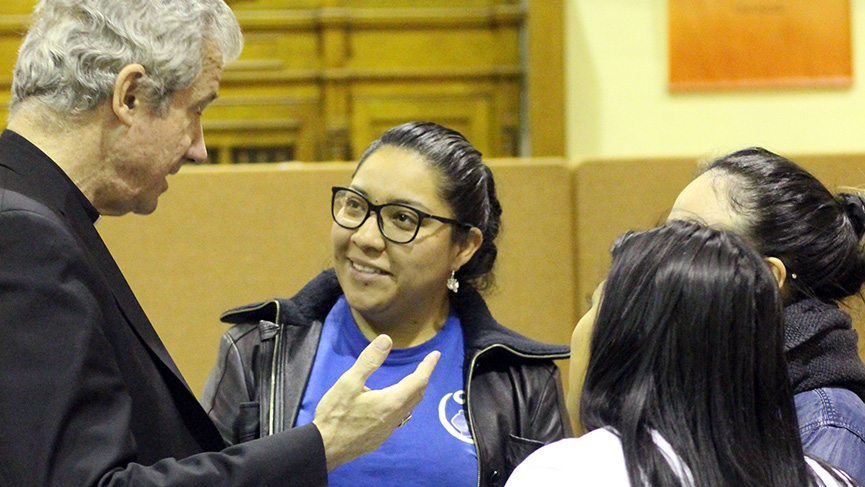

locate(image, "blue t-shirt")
(295, 296), (478, 487)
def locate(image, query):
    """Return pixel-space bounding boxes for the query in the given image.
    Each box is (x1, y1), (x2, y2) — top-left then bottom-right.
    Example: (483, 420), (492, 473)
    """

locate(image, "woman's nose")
(351, 212), (386, 250)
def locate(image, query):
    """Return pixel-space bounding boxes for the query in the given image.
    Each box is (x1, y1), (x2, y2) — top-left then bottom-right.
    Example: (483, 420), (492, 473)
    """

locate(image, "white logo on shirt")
(438, 390), (474, 444)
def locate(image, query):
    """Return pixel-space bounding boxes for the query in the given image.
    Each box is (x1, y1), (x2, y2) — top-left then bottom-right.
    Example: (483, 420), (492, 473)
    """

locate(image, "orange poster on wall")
(669, 0), (851, 90)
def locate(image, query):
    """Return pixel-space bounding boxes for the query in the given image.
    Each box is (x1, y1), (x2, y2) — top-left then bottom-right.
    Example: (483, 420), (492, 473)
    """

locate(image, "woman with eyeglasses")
(507, 220), (856, 487)
(201, 121), (571, 487)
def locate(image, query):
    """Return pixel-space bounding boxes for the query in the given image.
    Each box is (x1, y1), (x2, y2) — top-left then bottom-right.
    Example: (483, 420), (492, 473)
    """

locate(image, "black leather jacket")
(202, 270), (572, 487)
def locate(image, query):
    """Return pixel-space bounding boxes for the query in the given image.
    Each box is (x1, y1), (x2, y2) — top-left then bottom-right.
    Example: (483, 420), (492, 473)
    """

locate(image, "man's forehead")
(190, 46), (224, 102)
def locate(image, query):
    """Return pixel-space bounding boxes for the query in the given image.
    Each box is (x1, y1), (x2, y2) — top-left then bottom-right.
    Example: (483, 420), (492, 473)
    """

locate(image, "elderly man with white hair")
(0, 1), (437, 485)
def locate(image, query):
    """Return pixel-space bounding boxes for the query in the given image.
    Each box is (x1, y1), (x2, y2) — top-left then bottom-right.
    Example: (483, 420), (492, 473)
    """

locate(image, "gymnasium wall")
(97, 156), (865, 399)
(566, 0), (865, 159)
(96, 159), (576, 397)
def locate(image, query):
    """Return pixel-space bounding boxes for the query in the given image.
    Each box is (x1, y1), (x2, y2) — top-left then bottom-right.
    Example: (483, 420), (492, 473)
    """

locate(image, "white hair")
(11, 0), (242, 117)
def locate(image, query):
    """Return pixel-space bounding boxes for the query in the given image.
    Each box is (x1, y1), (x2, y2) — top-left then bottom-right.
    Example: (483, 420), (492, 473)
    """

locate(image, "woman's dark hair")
(580, 220), (829, 486)
(705, 147), (865, 304)
(356, 121), (502, 292)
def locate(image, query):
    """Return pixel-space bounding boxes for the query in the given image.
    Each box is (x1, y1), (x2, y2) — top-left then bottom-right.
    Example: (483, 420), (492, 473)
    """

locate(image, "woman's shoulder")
(219, 270), (342, 327)
(454, 285), (569, 357)
(795, 387), (865, 433)
(505, 429), (631, 486)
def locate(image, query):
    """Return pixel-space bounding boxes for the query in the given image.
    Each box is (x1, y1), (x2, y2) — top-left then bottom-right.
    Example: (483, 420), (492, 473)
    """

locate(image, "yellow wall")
(97, 157), (865, 402)
(565, 0), (865, 159)
(96, 160), (576, 397)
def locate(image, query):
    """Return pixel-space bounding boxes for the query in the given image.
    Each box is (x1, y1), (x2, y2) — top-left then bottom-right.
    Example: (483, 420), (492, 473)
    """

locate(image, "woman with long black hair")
(507, 220), (855, 486)
(667, 148), (865, 483)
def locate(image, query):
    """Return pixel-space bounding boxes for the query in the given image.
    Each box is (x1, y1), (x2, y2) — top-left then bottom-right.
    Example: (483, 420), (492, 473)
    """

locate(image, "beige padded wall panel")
(97, 159), (575, 397)
(95, 155), (865, 403)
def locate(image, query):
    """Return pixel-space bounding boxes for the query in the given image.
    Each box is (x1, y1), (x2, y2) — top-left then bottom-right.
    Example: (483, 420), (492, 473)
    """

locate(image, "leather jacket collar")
(222, 269), (570, 360)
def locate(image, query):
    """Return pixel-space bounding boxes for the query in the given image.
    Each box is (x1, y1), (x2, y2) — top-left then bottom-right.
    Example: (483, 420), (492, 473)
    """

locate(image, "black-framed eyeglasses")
(331, 186), (473, 244)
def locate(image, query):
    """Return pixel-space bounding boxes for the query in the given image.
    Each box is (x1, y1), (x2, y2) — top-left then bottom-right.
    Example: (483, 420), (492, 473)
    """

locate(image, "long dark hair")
(705, 147), (865, 304)
(356, 121), (502, 291)
(580, 220), (822, 486)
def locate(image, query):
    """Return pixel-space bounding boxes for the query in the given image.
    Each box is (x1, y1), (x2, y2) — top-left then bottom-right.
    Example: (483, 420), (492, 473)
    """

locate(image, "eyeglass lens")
(332, 189), (421, 243)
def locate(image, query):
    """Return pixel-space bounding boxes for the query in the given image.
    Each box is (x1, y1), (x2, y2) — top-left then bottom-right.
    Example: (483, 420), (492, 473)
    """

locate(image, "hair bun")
(840, 193), (865, 239)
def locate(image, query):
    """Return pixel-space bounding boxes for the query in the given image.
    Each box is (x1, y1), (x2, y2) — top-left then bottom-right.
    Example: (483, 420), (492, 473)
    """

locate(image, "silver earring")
(446, 271), (459, 293)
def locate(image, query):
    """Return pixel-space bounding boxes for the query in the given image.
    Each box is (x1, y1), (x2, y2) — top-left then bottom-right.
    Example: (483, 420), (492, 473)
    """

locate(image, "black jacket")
(0, 129), (327, 486)
(202, 270), (572, 487)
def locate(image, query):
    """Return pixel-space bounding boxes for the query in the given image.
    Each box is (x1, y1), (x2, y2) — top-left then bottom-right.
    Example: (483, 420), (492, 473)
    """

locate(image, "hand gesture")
(312, 334), (440, 471)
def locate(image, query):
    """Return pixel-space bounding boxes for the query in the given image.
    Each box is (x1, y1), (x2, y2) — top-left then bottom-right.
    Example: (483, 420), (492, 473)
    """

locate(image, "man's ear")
(765, 256), (788, 290)
(112, 64), (146, 126)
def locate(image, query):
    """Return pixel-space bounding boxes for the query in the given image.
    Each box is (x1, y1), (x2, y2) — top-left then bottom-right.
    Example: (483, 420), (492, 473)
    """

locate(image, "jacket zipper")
(465, 344), (570, 487)
(267, 300), (281, 436)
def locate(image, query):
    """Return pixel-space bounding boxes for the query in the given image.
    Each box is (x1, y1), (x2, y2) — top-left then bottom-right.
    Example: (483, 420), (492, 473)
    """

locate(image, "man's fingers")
(384, 350), (440, 403)
(413, 350), (440, 382)
(313, 348), (440, 470)
(338, 334), (393, 390)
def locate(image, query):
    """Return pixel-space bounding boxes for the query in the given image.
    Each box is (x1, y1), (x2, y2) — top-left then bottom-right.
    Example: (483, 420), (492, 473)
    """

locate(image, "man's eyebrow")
(199, 92), (218, 108)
